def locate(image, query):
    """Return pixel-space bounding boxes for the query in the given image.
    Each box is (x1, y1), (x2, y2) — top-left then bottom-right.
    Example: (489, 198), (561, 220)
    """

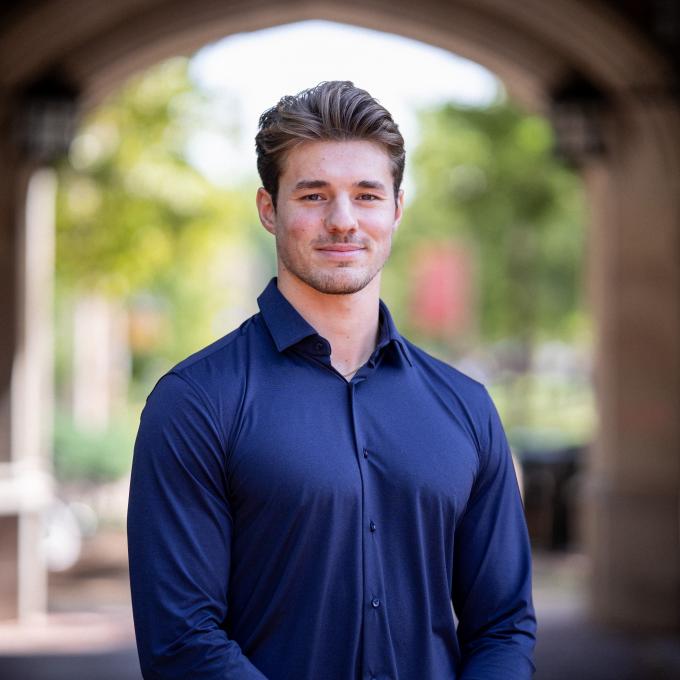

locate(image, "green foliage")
(386, 101), (587, 350)
(53, 409), (136, 483)
(55, 57), (265, 372)
(58, 58), (208, 293)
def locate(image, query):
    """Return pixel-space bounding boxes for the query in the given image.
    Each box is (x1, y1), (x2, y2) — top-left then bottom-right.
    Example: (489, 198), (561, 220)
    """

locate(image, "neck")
(276, 270), (381, 379)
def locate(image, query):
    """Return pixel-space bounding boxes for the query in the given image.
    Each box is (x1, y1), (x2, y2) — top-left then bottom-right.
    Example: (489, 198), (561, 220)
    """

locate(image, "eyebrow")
(293, 179), (388, 192)
(356, 180), (387, 192)
(293, 180), (329, 191)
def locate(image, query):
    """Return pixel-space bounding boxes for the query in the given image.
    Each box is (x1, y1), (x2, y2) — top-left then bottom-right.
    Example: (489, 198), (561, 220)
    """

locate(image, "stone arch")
(0, 0), (678, 630)
(0, 1), (672, 106)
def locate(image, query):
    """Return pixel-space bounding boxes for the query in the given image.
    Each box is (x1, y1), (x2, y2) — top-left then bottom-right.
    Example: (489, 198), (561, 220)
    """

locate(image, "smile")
(316, 245), (366, 260)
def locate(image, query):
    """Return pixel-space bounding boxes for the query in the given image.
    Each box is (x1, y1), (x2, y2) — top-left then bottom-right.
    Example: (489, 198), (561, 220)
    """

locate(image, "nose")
(324, 195), (357, 232)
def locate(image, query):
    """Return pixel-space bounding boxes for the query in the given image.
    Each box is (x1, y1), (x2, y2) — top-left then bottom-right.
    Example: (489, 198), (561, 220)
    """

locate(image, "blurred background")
(0, 2), (679, 679)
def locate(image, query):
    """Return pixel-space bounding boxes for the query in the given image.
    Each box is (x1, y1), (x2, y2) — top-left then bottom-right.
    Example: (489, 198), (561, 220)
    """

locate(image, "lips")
(316, 244), (365, 252)
(315, 244), (366, 261)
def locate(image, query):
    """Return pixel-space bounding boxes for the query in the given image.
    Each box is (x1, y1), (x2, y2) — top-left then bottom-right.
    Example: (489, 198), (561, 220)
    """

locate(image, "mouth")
(316, 244), (365, 252)
(315, 244), (366, 261)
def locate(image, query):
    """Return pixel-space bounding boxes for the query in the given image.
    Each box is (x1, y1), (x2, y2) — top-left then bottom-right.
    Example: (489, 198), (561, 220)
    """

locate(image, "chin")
(303, 268), (377, 296)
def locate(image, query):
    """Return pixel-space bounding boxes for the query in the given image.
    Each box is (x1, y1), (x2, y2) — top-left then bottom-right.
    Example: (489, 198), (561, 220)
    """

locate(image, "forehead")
(280, 140), (393, 185)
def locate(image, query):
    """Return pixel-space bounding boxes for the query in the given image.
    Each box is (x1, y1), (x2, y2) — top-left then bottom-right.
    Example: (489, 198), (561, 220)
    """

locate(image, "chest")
(225, 363), (480, 524)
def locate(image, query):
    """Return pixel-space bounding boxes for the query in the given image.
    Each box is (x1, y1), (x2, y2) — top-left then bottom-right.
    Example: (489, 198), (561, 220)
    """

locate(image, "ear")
(256, 187), (277, 235)
(392, 189), (405, 233)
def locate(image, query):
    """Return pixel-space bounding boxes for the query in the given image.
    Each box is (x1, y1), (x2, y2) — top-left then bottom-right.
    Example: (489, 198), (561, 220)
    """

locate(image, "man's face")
(256, 140), (404, 295)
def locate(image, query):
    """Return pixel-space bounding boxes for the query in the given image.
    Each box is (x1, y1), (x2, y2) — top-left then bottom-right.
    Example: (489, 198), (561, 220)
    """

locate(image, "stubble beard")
(276, 236), (391, 296)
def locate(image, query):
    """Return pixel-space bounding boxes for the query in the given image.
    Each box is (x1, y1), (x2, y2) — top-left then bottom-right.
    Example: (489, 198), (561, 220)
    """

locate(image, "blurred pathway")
(532, 552), (680, 680)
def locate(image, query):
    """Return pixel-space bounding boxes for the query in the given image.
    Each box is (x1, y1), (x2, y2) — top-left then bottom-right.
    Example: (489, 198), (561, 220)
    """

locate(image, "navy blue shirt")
(127, 277), (536, 679)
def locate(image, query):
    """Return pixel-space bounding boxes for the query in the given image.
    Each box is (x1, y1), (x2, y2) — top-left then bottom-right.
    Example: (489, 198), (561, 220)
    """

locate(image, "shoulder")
(143, 312), (266, 445)
(401, 337), (499, 453)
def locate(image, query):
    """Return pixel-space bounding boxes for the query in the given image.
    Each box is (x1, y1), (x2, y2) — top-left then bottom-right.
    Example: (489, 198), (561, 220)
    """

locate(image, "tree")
(386, 101), (587, 355)
(56, 57), (264, 376)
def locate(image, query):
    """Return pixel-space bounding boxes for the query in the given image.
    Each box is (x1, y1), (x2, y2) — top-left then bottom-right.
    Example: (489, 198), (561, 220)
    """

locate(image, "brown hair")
(255, 80), (405, 207)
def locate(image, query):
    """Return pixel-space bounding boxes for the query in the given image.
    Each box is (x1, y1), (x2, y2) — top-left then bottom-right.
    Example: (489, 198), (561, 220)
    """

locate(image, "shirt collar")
(377, 298), (413, 367)
(257, 277), (413, 367)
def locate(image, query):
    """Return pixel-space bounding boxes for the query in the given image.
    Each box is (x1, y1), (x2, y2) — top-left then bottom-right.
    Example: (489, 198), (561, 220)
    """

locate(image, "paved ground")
(3, 611), (679, 680)
(0, 539), (678, 679)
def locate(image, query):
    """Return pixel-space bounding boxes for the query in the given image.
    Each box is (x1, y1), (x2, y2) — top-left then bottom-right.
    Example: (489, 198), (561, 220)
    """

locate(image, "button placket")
(350, 382), (390, 679)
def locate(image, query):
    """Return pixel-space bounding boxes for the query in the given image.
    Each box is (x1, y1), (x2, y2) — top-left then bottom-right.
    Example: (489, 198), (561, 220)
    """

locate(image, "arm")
(451, 387), (537, 679)
(127, 372), (268, 679)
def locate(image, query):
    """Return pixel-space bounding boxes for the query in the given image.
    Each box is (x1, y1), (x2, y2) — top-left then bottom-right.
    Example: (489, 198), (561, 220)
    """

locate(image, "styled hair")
(255, 80), (405, 207)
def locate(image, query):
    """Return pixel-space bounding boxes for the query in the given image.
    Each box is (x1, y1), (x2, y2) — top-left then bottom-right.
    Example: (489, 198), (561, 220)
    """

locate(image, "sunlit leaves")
(388, 101), (587, 348)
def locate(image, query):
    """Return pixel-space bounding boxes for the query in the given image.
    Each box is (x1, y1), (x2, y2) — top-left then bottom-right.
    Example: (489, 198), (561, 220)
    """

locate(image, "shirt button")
(371, 598), (380, 608)
(369, 521), (377, 532)
(363, 448), (369, 458)
(315, 341), (325, 352)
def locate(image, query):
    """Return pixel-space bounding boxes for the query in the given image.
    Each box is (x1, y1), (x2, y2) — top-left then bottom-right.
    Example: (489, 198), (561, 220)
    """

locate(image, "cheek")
(276, 219), (316, 254)
(277, 209), (311, 234)
(284, 222), (314, 243)
(367, 215), (398, 241)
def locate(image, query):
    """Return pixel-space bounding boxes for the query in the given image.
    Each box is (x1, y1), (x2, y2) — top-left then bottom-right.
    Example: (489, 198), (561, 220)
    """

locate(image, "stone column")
(0, 72), (79, 621)
(12, 169), (57, 620)
(0, 114), (26, 619)
(583, 98), (680, 630)
(0, 161), (56, 621)
(0, 97), (60, 620)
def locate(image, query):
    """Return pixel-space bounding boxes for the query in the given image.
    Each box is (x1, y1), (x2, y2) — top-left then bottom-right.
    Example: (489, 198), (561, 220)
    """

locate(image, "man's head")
(255, 81), (405, 296)
(255, 80), (405, 208)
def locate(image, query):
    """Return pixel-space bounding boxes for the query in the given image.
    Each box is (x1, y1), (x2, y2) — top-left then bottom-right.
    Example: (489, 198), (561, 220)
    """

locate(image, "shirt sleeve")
(127, 371), (268, 679)
(451, 387), (537, 679)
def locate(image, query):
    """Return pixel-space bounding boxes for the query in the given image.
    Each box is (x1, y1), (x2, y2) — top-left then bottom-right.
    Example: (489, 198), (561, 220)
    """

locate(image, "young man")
(127, 80), (537, 679)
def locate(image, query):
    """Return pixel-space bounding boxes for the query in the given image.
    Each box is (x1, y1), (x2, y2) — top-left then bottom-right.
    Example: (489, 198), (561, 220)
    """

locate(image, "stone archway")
(0, 0), (678, 630)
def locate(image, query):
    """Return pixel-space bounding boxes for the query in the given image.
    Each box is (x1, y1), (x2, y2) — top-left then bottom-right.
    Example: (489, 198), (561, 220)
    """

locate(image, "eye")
(357, 193), (380, 201)
(301, 193), (324, 201)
